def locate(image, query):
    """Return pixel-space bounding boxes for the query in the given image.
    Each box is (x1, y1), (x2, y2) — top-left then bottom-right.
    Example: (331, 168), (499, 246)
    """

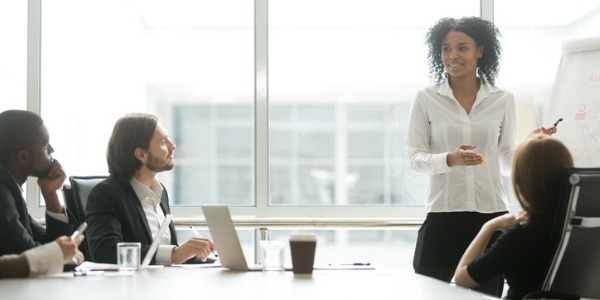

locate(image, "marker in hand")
(548, 117), (563, 134)
(553, 118), (563, 127)
(541, 117), (563, 134)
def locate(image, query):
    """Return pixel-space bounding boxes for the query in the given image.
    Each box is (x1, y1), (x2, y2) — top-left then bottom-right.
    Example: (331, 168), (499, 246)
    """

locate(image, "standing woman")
(407, 16), (517, 294)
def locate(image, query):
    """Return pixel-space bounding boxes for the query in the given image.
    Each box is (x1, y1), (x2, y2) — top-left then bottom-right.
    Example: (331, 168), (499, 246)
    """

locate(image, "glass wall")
(0, 0), (27, 110)
(34, 0), (600, 212)
(495, 0), (600, 138)
(21, 0), (600, 271)
(40, 0), (255, 206)
(268, 0), (479, 207)
(38, 0), (481, 211)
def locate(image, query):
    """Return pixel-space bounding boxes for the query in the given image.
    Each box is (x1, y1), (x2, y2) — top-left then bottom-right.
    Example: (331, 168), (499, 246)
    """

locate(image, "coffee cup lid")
(289, 234), (317, 241)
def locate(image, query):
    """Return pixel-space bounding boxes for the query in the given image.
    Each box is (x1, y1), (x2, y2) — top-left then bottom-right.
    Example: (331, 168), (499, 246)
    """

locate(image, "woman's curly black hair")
(425, 16), (502, 85)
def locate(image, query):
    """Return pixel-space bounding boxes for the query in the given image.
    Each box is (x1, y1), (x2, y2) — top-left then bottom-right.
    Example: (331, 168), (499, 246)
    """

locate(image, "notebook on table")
(202, 205), (291, 272)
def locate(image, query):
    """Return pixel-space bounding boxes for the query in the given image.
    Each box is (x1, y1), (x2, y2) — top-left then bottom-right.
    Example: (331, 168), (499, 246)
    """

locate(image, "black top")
(467, 214), (555, 300)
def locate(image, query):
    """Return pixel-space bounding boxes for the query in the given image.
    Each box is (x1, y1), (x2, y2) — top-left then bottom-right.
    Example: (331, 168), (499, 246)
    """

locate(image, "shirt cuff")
(434, 153), (453, 174)
(46, 209), (69, 223)
(24, 242), (64, 277)
(155, 245), (176, 265)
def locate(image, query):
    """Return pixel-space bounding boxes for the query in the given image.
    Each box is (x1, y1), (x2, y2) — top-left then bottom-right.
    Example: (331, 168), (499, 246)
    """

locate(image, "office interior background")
(1, 0), (599, 270)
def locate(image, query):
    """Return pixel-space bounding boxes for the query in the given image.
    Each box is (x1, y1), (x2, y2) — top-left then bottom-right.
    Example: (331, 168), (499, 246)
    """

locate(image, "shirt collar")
(428, 78), (502, 99)
(129, 177), (163, 206)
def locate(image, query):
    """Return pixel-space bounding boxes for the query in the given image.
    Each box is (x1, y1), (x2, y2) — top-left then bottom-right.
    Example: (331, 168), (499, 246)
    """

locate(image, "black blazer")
(0, 167), (75, 256)
(85, 175), (178, 264)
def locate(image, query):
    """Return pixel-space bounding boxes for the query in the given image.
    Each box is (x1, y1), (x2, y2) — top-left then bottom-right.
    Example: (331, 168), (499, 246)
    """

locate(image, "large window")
(22, 0), (600, 271)
(40, 0), (255, 207)
(268, 0), (479, 207)
(38, 0), (480, 213)
(0, 0), (27, 110)
(34, 0), (600, 213)
(495, 0), (600, 137)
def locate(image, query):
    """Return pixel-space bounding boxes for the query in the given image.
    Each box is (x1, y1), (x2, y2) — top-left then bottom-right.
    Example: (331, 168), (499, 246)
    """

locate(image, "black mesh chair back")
(63, 175), (107, 261)
(524, 168), (600, 300)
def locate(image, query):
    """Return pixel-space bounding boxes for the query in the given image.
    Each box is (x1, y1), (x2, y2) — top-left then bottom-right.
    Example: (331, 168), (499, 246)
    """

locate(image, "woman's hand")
(528, 125), (557, 137)
(447, 145), (485, 167)
(484, 214), (518, 232)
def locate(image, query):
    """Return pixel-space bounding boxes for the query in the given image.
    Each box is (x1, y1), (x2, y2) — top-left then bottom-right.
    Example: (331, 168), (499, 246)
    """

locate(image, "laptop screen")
(140, 214), (172, 268)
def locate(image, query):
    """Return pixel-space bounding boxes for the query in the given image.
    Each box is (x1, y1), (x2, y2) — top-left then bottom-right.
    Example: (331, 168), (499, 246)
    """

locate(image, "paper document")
(314, 263), (375, 270)
(171, 261), (222, 268)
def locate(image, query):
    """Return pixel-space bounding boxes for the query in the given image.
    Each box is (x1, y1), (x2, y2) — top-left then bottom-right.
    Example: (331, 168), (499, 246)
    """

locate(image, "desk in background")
(0, 266), (498, 300)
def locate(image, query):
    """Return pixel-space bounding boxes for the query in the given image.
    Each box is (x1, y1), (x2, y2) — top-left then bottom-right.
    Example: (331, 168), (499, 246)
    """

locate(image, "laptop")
(74, 214), (172, 274)
(202, 205), (291, 271)
(140, 213), (173, 269)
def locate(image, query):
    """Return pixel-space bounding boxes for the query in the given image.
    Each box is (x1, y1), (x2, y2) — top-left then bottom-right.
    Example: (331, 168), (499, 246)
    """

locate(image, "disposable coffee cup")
(289, 234), (317, 275)
(117, 242), (141, 271)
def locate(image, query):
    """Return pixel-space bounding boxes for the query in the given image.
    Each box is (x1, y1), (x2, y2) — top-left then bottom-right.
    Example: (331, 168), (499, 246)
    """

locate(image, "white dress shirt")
(130, 178), (174, 265)
(24, 241), (64, 276)
(406, 79), (516, 213)
(17, 185), (69, 223)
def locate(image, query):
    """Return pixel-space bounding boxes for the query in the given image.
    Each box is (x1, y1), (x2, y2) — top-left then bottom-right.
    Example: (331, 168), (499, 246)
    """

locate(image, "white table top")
(0, 265), (498, 300)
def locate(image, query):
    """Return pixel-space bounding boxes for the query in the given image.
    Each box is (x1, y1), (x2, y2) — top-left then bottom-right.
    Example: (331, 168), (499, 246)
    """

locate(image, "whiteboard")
(544, 36), (600, 167)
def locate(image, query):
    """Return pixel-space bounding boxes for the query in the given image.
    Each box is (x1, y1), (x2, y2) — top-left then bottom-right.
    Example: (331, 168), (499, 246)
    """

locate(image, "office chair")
(523, 168), (600, 300)
(63, 175), (107, 261)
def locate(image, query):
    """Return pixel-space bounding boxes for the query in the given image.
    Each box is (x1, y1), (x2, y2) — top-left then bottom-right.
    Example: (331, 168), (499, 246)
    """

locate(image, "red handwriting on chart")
(575, 104), (587, 120)
(575, 103), (600, 166)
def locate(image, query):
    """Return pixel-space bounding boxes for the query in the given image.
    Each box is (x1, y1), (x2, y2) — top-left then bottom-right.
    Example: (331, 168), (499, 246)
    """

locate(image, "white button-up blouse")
(406, 79), (516, 213)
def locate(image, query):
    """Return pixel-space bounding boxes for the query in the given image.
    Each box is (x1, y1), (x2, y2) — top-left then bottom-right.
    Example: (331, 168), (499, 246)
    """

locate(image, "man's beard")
(146, 153), (175, 173)
(33, 159), (54, 178)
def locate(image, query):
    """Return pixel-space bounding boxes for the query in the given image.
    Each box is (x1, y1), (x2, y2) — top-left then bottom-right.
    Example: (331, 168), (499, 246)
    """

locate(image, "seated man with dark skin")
(0, 109), (83, 264)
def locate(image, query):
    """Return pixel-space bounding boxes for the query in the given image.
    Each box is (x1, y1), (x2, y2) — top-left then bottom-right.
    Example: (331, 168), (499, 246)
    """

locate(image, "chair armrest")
(522, 290), (580, 300)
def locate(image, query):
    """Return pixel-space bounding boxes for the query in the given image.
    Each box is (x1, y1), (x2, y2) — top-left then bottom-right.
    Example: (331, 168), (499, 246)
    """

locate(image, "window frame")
(25, 0), (507, 220)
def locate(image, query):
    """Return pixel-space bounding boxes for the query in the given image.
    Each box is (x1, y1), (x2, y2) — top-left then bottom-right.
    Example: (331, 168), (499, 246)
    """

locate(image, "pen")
(189, 225), (218, 257)
(73, 270), (104, 276)
(329, 262), (371, 266)
(189, 225), (202, 238)
(342, 263), (370, 266)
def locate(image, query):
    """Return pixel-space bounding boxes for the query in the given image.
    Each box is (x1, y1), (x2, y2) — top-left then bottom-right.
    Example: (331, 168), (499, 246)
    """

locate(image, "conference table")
(0, 264), (499, 300)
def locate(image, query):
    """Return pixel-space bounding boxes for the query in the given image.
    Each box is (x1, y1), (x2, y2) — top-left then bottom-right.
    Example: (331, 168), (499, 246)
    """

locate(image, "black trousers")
(413, 211), (507, 297)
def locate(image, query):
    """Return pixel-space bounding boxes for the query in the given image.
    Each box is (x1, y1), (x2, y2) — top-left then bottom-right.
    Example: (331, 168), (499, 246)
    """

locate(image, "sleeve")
(46, 210), (69, 223)
(0, 254), (30, 278)
(23, 241), (64, 277)
(85, 183), (125, 264)
(155, 245), (175, 265)
(405, 92), (452, 175)
(467, 226), (520, 284)
(497, 92), (517, 176)
(42, 210), (75, 244)
(0, 187), (42, 254)
(155, 191), (176, 265)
